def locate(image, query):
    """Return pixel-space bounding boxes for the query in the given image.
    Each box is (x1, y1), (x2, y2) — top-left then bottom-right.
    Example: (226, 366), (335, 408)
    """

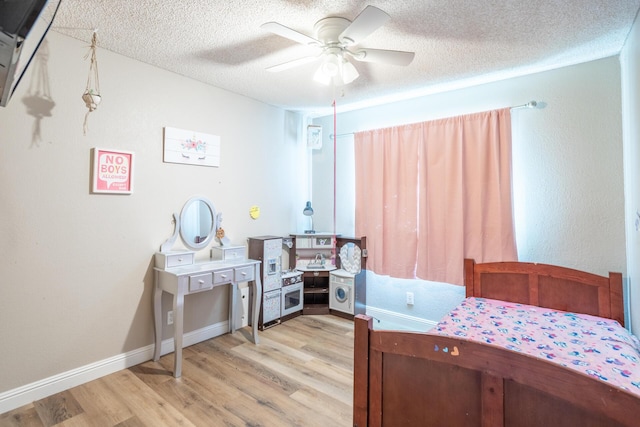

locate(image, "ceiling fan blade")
(339, 5), (390, 46)
(261, 22), (320, 46)
(351, 48), (415, 66)
(266, 55), (320, 72)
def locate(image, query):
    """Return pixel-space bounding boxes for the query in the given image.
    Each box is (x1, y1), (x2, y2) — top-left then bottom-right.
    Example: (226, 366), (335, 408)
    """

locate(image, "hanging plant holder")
(82, 90), (101, 111)
(83, 31), (101, 135)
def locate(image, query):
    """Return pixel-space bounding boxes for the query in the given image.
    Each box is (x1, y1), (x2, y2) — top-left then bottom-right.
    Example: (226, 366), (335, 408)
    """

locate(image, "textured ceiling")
(50, 0), (640, 115)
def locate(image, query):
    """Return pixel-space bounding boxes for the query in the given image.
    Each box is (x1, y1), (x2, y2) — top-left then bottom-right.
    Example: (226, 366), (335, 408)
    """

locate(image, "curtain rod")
(328, 100), (539, 139)
(511, 100), (538, 110)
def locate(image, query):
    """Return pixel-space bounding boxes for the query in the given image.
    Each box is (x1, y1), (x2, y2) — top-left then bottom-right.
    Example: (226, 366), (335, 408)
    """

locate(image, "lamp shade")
(341, 58), (359, 84)
(313, 66), (332, 85)
(303, 201), (315, 234)
(303, 201), (314, 216)
(321, 54), (340, 76)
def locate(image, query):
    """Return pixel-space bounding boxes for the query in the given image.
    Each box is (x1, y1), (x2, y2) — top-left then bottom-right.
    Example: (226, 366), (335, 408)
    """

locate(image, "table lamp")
(303, 201), (315, 234)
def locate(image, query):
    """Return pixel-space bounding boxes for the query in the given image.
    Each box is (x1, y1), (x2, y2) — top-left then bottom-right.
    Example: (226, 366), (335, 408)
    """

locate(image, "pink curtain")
(354, 126), (420, 278)
(354, 108), (517, 285)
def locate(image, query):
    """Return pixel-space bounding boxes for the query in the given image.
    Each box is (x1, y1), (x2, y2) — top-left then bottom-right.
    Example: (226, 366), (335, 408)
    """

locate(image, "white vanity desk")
(153, 195), (262, 378)
(153, 257), (261, 378)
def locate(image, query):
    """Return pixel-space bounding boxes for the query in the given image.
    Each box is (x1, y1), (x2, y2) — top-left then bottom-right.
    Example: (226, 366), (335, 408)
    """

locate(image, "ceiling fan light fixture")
(341, 58), (359, 84)
(321, 53), (341, 76)
(313, 66), (332, 85)
(313, 53), (359, 86)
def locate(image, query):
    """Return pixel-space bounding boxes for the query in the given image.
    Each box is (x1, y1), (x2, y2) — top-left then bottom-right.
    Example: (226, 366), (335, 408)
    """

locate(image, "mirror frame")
(179, 196), (217, 251)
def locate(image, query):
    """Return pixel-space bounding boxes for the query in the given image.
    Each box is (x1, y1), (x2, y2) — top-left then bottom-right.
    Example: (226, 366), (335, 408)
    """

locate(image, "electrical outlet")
(167, 310), (174, 325)
(406, 292), (414, 306)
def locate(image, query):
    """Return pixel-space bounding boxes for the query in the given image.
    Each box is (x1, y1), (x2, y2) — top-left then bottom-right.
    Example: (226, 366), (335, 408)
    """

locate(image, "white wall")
(313, 57), (626, 325)
(0, 31), (307, 396)
(621, 11), (640, 334)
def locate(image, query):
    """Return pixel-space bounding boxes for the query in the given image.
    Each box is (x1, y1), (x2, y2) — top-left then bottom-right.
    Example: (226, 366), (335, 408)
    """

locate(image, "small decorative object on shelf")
(215, 212), (231, 246)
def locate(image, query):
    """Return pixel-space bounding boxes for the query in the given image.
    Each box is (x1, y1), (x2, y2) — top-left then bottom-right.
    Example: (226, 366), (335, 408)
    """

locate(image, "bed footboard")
(353, 314), (640, 427)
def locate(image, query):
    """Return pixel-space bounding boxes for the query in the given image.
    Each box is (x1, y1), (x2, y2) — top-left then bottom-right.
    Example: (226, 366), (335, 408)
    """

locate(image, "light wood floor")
(1, 315), (354, 427)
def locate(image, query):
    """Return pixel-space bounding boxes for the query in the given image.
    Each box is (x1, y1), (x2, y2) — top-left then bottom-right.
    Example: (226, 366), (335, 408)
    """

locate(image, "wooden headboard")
(463, 259), (624, 326)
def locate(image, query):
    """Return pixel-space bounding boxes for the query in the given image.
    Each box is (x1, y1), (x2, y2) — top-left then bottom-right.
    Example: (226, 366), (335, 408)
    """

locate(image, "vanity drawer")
(234, 265), (255, 282)
(189, 273), (213, 293)
(155, 251), (195, 269)
(213, 269), (234, 285)
(211, 245), (246, 261)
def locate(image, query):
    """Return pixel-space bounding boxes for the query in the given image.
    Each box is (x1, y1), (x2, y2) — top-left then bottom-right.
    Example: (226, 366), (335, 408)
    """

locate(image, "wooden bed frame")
(353, 259), (637, 427)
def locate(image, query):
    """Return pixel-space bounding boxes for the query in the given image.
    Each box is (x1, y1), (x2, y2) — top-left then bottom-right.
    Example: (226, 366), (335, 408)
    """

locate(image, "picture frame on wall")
(307, 125), (322, 149)
(163, 126), (221, 167)
(91, 148), (134, 194)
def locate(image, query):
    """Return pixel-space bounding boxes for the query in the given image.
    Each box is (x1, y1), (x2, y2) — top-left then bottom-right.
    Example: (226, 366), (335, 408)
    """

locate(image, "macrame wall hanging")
(82, 31), (101, 135)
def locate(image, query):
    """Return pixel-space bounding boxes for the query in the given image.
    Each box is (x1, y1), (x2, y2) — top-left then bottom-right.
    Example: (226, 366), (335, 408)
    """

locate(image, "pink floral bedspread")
(434, 297), (640, 395)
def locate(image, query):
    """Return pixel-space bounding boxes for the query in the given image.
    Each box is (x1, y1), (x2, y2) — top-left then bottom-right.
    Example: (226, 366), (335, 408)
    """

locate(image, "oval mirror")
(179, 196), (217, 250)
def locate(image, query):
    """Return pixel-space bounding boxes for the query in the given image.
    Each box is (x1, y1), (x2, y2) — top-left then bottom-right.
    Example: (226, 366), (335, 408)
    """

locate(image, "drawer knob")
(177, 258), (183, 262)
(198, 279), (204, 284)
(221, 274), (227, 279)
(241, 272), (247, 276)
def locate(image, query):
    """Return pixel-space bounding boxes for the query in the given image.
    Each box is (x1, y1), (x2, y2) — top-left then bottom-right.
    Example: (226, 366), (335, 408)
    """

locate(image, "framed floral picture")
(91, 148), (134, 194)
(163, 126), (221, 167)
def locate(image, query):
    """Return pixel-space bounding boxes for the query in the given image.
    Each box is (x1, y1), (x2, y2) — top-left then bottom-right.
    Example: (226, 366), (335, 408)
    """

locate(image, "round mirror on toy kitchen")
(179, 196), (217, 250)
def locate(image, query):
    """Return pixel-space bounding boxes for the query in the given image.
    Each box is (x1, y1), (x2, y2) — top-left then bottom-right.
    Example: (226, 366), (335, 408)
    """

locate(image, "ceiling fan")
(261, 5), (415, 86)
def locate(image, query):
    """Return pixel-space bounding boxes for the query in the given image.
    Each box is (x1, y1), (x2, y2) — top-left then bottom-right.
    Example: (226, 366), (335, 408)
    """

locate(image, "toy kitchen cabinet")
(289, 234), (366, 315)
(248, 236), (283, 329)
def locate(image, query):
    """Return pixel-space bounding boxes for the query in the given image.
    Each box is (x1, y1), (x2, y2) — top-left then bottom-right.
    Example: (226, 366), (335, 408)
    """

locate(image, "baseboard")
(365, 306), (437, 331)
(0, 321), (229, 414)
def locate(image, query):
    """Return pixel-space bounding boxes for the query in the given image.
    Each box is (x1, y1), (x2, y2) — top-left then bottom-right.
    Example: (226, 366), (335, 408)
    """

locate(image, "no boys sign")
(91, 148), (134, 194)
